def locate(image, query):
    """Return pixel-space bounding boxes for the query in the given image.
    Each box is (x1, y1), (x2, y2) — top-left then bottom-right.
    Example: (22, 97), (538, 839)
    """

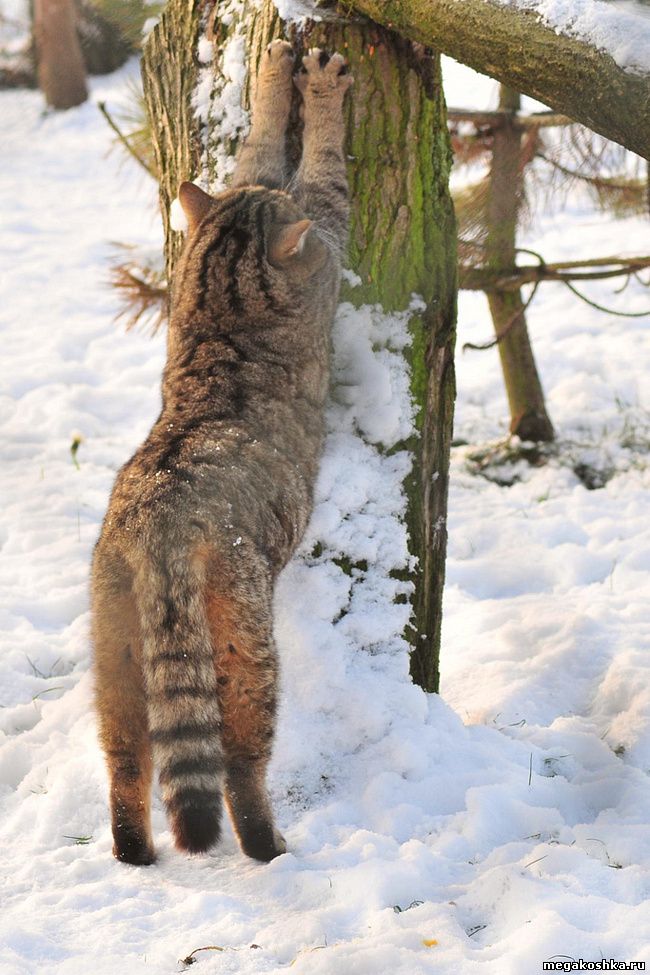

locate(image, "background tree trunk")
(340, 0), (650, 159)
(142, 0), (456, 693)
(486, 85), (554, 443)
(74, 0), (133, 75)
(34, 0), (87, 109)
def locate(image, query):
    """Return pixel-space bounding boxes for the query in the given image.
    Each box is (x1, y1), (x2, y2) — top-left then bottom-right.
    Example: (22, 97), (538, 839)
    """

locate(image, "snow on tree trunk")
(34, 0), (88, 110)
(142, 0), (456, 693)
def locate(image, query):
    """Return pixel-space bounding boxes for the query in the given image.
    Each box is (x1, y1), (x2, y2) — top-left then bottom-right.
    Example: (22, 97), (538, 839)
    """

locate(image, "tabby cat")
(91, 42), (352, 865)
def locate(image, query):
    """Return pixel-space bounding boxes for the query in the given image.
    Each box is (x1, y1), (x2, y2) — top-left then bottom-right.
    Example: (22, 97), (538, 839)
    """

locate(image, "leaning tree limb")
(482, 84), (554, 443)
(341, 0), (650, 159)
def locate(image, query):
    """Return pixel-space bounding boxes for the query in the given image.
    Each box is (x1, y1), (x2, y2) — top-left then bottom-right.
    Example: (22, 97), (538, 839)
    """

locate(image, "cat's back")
(97, 184), (340, 562)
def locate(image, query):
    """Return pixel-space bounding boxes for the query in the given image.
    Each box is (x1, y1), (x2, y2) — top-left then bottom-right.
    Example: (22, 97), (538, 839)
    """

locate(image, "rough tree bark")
(141, 0), (201, 284)
(341, 0), (650, 160)
(34, 0), (88, 109)
(142, 0), (456, 693)
(486, 85), (554, 443)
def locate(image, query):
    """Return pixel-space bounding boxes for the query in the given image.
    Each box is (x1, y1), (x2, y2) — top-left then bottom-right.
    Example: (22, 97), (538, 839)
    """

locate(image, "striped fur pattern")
(91, 42), (352, 865)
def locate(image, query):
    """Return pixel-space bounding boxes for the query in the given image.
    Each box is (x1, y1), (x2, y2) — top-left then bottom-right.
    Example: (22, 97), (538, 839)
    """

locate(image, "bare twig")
(463, 243), (650, 353)
(462, 281), (540, 352)
(563, 280), (650, 318)
(524, 854), (548, 869)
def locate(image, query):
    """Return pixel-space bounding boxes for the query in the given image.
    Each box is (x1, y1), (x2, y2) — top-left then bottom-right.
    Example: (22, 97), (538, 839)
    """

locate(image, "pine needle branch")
(537, 152), (645, 194)
(98, 101), (156, 178)
(108, 247), (168, 333)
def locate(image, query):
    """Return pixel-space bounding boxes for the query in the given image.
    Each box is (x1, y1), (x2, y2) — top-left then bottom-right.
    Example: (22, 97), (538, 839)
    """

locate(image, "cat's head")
(177, 182), (329, 289)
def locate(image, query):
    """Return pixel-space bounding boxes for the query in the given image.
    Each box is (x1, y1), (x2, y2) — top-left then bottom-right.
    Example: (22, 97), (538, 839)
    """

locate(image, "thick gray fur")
(91, 42), (352, 865)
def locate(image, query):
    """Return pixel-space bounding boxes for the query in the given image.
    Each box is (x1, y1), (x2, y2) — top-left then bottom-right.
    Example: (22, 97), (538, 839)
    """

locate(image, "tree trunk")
(142, 0), (457, 693)
(34, 0), (87, 109)
(75, 0), (133, 75)
(486, 86), (554, 443)
(341, 0), (650, 160)
(141, 0), (202, 286)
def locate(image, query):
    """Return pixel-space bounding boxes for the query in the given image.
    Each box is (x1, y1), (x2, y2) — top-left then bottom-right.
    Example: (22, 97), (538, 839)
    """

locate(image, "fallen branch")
(448, 109), (573, 130)
(462, 252), (650, 350)
(460, 255), (650, 291)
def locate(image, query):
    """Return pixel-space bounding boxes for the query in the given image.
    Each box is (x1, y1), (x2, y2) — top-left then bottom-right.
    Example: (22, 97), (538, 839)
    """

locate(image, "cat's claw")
(294, 48), (353, 97)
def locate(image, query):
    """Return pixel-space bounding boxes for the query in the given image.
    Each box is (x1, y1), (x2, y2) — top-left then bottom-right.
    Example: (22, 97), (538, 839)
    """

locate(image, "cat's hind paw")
(112, 836), (156, 866)
(239, 824), (287, 863)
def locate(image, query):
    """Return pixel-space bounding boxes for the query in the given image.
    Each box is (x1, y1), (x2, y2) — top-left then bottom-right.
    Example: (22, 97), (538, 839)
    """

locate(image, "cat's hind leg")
(92, 554), (155, 865)
(232, 39), (294, 189)
(205, 578), (285, 862)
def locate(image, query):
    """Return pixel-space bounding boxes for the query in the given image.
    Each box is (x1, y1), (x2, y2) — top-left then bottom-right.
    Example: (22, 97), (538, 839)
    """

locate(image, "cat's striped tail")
(132, 549), (223, 853)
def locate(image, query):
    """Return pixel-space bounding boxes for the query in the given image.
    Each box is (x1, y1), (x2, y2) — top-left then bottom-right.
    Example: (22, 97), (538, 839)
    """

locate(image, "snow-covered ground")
(1, 54), (649, 975)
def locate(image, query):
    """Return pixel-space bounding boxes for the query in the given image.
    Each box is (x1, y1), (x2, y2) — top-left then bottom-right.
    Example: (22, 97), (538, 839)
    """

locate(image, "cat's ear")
(267, 219), (314, 265)
(178, 182), (213, 232)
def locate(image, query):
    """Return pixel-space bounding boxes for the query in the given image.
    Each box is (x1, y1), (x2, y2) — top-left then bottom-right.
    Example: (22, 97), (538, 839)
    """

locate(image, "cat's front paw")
(261, 38), (295, 78)
(294, 49), (353, 99)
